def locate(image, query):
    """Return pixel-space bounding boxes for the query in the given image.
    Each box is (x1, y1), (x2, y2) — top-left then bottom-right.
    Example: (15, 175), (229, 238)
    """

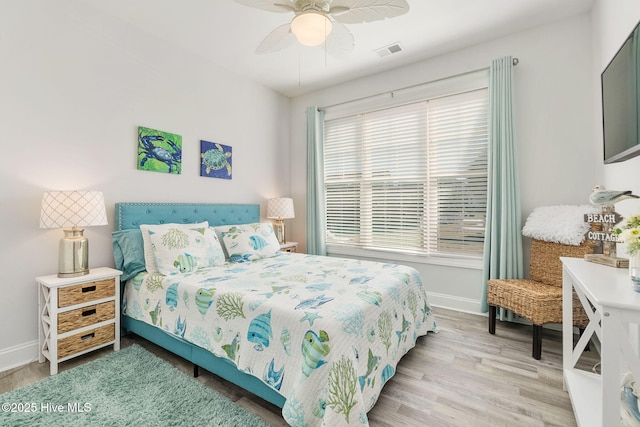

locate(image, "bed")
(113, 202), (436, 426)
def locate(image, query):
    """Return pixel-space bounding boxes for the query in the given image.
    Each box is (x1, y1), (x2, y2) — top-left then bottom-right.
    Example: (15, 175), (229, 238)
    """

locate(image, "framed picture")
(200, 140), (232, 179)
(137, 126), (182, 174)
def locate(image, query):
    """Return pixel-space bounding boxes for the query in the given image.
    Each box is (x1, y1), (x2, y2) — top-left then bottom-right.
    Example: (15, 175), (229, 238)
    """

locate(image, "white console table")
(562, 257), (640, 427)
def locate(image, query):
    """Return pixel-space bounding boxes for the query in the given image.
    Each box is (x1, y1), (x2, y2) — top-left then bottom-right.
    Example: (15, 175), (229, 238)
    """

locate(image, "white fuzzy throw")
(522, 205), (600, 246)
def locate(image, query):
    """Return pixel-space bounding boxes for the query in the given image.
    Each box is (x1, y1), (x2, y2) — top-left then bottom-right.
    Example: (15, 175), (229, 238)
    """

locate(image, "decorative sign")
(583, 212), (622, 242)
(584, 212), (623, 224)
(583, 210), (629, 268)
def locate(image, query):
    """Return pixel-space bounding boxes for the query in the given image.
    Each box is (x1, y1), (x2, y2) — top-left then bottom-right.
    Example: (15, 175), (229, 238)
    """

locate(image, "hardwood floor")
(0, 308), (598, 426)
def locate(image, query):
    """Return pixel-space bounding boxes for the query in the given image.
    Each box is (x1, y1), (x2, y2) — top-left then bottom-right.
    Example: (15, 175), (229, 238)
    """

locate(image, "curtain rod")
(320, 57), (519, 111)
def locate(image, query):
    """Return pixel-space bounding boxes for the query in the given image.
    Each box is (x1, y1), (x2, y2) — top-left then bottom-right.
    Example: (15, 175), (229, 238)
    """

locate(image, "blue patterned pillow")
(215, 223), (280, 262)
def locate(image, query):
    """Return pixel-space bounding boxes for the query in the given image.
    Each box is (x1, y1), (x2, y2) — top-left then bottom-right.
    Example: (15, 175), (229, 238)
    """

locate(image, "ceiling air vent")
(374, 42), (403, 58)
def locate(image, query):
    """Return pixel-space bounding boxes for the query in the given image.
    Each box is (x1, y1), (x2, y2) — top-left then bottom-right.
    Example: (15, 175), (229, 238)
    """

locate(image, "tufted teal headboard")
(114, 202), (260, 231)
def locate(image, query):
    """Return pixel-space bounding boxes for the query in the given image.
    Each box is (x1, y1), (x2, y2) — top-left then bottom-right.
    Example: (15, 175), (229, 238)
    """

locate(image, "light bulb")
(291, 11), (332, 46)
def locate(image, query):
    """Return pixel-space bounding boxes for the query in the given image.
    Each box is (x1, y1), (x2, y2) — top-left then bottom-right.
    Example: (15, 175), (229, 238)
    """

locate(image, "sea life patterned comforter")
(122, 252), (436, 426)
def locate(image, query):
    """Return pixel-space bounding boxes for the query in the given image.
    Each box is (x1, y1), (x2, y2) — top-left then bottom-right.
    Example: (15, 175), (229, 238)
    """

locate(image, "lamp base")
(58, 228), (89, 278)
(273, 220), (286, 244)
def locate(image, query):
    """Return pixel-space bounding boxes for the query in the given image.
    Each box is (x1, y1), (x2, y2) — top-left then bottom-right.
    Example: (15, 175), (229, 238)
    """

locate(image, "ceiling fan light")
(291, 11), (332, 46)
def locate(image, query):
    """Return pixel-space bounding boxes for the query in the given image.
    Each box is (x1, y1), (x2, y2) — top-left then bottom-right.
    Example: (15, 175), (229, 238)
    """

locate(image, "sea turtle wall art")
(200, 140), (232, 180)
(137, 126), (182, 174)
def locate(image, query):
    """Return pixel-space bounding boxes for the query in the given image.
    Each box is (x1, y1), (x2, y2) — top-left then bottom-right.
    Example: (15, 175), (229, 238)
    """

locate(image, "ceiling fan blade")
(325, 21), (354, 59)
(234, 0), (295, 13)
(330, 0), (409, 24)
(255, 23), (296, 54)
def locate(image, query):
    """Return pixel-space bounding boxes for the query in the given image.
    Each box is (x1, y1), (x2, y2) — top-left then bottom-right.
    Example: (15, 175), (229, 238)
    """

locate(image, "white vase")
(631, 252), (640, 292)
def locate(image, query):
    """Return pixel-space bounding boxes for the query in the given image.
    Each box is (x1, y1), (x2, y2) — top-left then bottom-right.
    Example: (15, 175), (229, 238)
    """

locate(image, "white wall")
(592, 0), (640, 222)
(0, 1), (290, 370)
(290, 14), (596, 313)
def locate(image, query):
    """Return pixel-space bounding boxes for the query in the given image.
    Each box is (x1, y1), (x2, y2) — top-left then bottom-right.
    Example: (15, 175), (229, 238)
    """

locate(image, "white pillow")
(147, 226), (225, 275)
(215, 222), (281, 262)
(140, 222), (208, 273)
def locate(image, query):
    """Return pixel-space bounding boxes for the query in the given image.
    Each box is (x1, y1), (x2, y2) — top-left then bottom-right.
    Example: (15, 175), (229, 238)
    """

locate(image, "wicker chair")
(487, 238), (594, 360)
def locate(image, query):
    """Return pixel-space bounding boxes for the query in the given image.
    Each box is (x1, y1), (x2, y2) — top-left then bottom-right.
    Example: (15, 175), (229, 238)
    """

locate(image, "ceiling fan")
(234, 0), (410, 59)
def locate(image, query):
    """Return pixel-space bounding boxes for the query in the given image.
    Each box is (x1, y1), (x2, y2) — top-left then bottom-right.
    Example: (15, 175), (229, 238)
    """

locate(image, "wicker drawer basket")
(57, 301), (115, 334)
(58, 279), (115, 308)
(57, 324), (115, 358)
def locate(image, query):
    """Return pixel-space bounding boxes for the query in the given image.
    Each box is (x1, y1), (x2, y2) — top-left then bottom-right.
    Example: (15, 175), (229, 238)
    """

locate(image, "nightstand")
(280, 242), (298, 253)
(37, 267), (122, 375)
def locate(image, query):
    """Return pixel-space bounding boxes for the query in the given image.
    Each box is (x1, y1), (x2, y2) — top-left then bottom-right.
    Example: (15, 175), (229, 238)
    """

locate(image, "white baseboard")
(426, 291), (484, 315)
(0, 341), (39, 373)
(427, 296), (588, 337)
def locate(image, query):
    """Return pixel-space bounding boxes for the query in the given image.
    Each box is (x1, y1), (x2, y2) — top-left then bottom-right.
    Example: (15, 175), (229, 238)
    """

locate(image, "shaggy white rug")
(522, 205), (599, 246)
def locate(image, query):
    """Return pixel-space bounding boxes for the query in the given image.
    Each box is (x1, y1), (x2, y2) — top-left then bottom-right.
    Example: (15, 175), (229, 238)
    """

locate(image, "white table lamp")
(267, 198), (295, 244)
(40, 191), (108, 277)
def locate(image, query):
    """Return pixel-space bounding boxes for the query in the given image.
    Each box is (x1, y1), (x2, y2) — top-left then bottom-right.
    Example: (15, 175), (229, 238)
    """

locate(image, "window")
(323, 88), (488, 258)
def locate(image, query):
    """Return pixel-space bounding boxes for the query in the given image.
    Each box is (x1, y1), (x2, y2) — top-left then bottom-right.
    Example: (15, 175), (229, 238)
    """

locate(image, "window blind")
(323, 88), (488, 257)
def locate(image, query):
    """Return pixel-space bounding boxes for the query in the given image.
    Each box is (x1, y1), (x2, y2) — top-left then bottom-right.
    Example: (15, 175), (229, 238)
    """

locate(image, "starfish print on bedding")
(300, 311), (322, 326)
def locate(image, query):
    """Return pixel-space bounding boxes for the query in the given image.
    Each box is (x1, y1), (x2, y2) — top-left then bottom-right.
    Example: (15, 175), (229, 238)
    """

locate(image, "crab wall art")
(138, 126), (182, 174)
(200, 140), (232, 180)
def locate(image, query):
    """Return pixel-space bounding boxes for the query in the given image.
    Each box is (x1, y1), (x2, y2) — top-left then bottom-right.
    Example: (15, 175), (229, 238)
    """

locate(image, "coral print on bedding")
(147, 226), (226, 275)
(122, 253), (435, 427)
(140, 222), (210, 274)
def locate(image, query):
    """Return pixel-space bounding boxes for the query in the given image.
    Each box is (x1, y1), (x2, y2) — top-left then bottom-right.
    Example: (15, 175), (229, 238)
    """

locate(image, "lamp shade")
(40, 191), (108, 229)
(267, 198), (295, 220)
(291, 11), (332, 46)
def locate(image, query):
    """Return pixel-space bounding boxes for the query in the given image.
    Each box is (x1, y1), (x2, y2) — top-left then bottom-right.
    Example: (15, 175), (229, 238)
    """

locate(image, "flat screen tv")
(601, 19), (640, 164)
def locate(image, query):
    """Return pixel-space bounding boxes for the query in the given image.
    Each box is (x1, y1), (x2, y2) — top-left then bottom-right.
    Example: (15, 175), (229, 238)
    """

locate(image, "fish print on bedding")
(123, 252), (436, 427)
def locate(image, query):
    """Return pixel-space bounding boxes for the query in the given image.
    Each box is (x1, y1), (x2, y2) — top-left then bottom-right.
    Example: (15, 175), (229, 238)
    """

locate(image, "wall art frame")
(137, 126), (182, 174)
(200, 140), (232, 179)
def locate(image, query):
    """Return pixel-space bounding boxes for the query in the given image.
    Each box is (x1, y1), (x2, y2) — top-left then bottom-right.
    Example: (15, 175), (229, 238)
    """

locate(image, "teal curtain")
(633, 28), (640, 142)
(306, 106), (327, 256)
(481, 56), (523, 314)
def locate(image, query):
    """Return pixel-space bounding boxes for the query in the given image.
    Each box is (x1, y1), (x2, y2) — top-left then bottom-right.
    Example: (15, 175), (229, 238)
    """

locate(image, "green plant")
(614, 215), (640, 255)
